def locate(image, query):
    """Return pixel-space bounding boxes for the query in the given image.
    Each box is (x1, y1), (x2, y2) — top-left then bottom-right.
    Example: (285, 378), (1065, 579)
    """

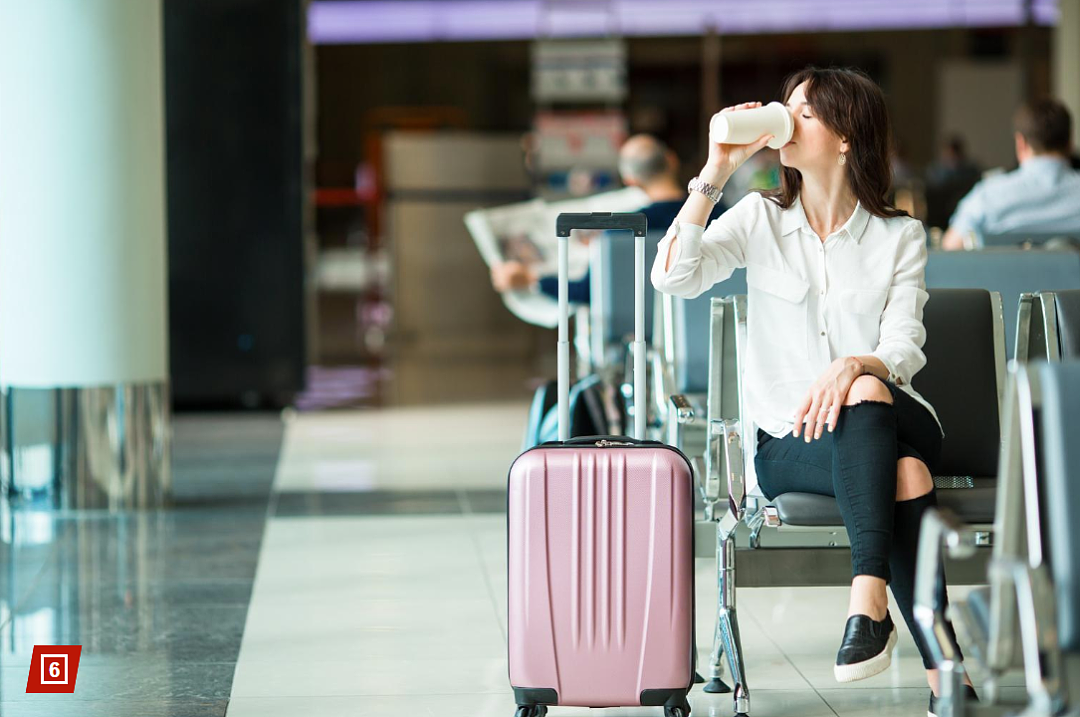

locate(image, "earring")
(838, 152), (847, 166)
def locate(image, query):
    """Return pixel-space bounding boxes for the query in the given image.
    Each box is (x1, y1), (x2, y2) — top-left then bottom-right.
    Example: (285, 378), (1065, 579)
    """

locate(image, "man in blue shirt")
(943, 99), (1080, 250)
(490, 134), (724, 300)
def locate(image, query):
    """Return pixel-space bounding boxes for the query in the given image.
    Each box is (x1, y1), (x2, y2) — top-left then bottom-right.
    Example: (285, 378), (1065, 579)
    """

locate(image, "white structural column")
(0, 0), (170, 508)
(1053, 0), (1080, 124)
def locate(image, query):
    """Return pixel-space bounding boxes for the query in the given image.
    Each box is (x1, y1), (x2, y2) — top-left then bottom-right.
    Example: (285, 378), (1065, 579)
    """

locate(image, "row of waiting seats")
(542, 230), (1080, 715)
(561, 226), (1080, 716)
(675, 290), (1080, 717)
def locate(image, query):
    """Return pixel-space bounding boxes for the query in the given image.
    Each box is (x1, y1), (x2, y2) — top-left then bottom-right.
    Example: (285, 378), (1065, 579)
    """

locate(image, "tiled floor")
(0, 402), (1026, 716)
(225, 403), (1017, 717)
(272, 402), (528, 492)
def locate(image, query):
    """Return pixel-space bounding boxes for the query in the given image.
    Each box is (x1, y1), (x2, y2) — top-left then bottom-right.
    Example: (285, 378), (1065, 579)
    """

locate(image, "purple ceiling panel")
(307, 0), (1060, 45)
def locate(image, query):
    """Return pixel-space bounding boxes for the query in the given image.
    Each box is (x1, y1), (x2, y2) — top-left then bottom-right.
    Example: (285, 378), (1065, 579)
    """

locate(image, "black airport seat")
(773, 289), (1004, 528)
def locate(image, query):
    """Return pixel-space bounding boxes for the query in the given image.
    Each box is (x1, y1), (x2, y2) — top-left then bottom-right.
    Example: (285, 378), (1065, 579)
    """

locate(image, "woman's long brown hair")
(762, 67), (908, 219)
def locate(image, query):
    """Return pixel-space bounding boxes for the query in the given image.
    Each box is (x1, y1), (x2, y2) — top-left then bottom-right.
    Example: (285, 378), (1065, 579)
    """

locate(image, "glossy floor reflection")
(0, 414), (283, 717)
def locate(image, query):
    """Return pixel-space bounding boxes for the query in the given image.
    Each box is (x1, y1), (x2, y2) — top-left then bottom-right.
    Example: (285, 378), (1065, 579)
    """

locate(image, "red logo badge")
(25, 645), (82, 693)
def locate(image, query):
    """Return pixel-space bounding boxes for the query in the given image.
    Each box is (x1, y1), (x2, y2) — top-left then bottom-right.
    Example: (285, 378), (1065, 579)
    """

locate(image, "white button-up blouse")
(651, 191), (940, 438)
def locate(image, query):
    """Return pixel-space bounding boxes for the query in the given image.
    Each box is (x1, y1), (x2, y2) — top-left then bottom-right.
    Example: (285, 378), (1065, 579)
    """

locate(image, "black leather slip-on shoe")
(833, 612), (897, 683)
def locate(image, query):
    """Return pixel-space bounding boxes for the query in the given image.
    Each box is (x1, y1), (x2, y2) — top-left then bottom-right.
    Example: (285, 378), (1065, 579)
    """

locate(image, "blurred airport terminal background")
(1, 1), (1079, 716)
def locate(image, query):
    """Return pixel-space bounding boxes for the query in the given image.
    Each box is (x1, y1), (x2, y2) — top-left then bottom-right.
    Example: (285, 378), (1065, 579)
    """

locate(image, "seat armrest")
(702, 418), (721, 513)
(722, 419), (746, 517)
(915, 508), (978, 668)
(670, 394), (695, 424)
(708, 418), (746, 532)
(646, 345), (679, 435)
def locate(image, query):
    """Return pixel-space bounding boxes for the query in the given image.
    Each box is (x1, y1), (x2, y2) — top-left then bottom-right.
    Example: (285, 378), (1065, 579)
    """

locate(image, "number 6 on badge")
(41, 654), (67, 684)
(26, 645), (82, 693)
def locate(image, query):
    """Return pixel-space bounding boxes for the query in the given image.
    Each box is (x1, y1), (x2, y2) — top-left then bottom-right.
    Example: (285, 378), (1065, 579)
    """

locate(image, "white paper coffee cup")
(709, 102), (794, 150)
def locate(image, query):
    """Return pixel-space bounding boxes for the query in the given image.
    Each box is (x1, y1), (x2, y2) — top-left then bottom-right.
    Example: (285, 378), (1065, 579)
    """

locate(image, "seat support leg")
(704, 515), (730, 694)
(719, 526), (750, 715)
(705, 603), (731, 693)
(937, 658), (968, 717)
(713, 521), (749, 714)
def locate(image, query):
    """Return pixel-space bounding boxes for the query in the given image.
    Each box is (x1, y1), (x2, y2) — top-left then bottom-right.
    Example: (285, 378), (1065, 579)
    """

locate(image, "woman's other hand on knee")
(793, 357), (864, 440)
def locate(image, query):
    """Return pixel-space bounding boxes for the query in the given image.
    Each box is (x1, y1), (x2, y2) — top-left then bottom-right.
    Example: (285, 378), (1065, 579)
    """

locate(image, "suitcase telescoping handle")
(556, 212), (648, 442)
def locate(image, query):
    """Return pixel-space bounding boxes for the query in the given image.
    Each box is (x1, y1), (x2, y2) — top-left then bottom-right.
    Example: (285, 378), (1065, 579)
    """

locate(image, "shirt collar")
(1019, 154), (1070, 176)
(781, 195), (871, 244)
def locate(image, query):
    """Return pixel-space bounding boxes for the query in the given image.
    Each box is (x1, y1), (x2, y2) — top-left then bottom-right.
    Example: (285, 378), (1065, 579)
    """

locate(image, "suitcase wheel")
(664, 706), (688, 717)
(513, 706), (547, 717)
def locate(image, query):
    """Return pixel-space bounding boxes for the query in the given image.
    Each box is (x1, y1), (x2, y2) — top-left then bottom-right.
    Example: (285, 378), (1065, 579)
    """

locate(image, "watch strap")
(688, 176), (722, 204)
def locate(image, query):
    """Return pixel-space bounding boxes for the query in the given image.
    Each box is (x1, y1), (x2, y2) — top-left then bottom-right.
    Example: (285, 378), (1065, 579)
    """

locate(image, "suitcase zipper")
(527, 439), (694, 471)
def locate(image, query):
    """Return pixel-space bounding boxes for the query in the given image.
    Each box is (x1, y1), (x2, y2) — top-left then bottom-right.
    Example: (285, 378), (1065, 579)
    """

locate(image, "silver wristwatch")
(688, 176), (722, 204)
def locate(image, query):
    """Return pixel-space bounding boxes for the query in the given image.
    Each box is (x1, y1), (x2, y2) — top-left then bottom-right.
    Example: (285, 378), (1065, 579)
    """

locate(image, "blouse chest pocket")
(837, 288), (889, 355)
(747, 264), (810, 359)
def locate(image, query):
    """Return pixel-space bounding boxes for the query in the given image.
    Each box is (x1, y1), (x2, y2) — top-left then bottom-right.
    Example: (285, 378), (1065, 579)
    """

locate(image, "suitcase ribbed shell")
(507, 445), (694, 707)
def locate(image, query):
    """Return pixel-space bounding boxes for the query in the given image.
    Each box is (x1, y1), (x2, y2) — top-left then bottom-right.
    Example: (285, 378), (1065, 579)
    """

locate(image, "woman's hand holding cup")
(668, 102), (778, 272)
(703, 102), (775, 182)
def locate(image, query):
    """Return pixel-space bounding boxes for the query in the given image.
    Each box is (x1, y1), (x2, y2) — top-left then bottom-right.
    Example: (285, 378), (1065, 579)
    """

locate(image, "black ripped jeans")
(754, 377), (960, 669)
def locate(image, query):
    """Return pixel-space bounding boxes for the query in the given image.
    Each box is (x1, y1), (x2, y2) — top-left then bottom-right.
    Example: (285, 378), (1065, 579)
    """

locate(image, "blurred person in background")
(490, 134), (723, 302)
(924, 135), (982, 231)
(927, 135), (982, 189)
(942, 99), (1080, 250)
(652, 67), (976, 715)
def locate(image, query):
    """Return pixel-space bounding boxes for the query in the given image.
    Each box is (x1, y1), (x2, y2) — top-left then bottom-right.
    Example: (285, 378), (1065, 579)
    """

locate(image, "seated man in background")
(942, 99), (1080, 250)
(490, 134), (723, 300)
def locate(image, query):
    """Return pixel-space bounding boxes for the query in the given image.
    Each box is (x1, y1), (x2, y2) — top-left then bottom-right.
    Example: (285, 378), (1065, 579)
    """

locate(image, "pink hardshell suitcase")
(507, 213), (696, 717)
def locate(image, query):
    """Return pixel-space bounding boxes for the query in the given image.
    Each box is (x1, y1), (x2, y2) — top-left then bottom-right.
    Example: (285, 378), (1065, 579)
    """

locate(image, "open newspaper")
(465, 187), (648, 328)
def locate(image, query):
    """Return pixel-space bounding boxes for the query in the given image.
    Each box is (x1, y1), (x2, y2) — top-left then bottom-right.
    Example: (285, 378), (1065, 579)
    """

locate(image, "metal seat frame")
(916, 363), (1080, 717)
